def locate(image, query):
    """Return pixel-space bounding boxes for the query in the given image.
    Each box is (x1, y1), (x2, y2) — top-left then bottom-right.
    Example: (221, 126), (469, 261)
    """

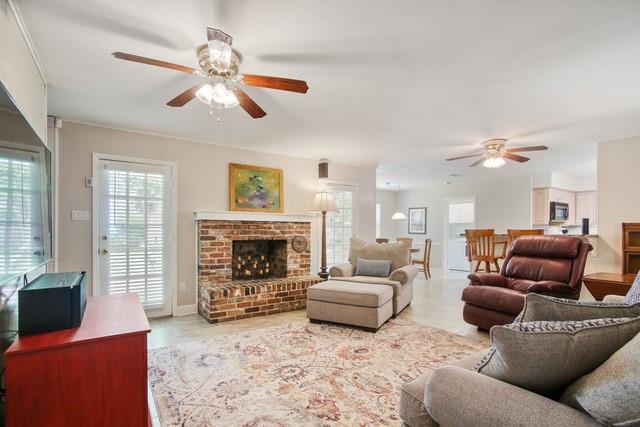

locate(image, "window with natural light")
(375, 203), (381, 238)
(326, 185), (356, 266)
(0, 148), (44, 279)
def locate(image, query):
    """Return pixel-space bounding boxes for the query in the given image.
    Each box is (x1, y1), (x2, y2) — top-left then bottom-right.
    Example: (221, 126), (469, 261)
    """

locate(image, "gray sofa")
(400, 295), (632, 427)
(329, 237), (417, 315)
(400, 350), (599, 427)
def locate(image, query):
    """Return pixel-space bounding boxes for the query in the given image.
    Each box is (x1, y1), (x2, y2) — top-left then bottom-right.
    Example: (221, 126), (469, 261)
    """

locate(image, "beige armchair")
(329, 237), (417, 315)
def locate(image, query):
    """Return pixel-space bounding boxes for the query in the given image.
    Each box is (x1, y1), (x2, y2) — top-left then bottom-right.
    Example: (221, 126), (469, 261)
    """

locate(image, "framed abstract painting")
(229, 163), (284, 213)
(408, 207), (427, 234)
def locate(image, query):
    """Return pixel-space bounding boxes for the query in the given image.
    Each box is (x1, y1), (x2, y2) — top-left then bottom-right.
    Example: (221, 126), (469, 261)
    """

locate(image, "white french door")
(95, 157), (174, 317)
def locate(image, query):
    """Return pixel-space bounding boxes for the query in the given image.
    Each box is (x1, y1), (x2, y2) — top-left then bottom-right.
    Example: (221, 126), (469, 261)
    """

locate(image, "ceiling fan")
(446, 139), (548, 168)
(112, 28), (309, 120)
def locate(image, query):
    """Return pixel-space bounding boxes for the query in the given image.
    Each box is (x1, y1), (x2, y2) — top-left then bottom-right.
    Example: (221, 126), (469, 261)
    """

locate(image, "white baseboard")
(173, 303), (197, 316)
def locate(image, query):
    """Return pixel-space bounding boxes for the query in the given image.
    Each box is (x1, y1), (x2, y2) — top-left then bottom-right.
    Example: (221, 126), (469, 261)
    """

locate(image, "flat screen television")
(0, 83), (53, 424)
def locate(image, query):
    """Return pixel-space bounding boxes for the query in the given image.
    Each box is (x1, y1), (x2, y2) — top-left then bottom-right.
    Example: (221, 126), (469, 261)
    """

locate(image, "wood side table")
(583, 272), (636, 301)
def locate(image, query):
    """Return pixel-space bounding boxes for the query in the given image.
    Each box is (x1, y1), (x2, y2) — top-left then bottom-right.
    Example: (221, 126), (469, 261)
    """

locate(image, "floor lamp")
(312, 192), (338, 280)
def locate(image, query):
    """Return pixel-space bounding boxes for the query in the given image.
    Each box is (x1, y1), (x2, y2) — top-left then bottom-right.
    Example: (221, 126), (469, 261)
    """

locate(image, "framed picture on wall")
(229, 163), (284, 213)
(408, 207), (427, 234)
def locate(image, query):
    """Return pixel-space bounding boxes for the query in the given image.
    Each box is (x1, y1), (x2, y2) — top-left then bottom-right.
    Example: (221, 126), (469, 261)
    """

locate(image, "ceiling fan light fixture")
(195, 83), (239, 109)
(207, 28), (233, 73)
(211, 83), (239, 107)
(483, 156), (506, 168)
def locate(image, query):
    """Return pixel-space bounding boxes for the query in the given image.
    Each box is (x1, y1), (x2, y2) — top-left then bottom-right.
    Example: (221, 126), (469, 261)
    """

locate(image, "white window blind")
(0, 148), (43, 277)
(99, 161), (170, 309)
(326, 185), (356, 266)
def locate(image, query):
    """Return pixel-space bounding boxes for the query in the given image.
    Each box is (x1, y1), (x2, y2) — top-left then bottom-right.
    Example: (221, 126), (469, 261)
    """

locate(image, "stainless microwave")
(550, 202), (569, 222)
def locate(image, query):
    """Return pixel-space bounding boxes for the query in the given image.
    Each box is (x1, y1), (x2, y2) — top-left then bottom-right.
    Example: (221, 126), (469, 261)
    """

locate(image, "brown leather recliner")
(461, 235), (592, 330)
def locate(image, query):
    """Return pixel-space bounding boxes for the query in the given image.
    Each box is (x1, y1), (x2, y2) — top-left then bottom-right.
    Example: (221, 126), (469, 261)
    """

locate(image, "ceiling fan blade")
(446, 152), (484, 161)
(469, 158), (485, 167)
(112, 52), (196, 74)
(167, 84), (204, 107)
(231, 87), (267, 118)
(506, 145), (549, 153)
(503, 152), (530, 163)
(241, 74), (309, 93)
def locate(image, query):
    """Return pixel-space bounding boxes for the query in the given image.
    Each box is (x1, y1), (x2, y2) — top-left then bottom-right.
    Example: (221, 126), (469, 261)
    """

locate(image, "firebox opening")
(232, 240), (287, 280)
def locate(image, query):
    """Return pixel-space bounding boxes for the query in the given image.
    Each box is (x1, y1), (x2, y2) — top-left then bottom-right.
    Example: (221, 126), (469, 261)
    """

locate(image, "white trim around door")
(92, 153), (177, 318)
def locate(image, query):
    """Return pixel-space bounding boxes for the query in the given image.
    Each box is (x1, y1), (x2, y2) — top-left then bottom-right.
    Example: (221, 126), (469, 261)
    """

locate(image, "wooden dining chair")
(412, 238), (432, 279)
(507, 229), (544, 246)
(465, 229), (507, 273)
(397, 237), (413, 246)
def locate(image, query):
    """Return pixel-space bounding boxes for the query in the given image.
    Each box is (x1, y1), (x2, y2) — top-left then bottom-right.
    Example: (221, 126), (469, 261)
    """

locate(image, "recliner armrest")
(467, 273), (508, 287)
(527, 281), (575, 295)
(389, 264), (418, 284)
(424, 366), (598, 427)
(329, 263), (354, 278)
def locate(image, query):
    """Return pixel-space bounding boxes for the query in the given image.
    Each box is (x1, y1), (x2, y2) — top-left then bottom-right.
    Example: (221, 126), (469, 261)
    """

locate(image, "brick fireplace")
(196, 211), (322, 323)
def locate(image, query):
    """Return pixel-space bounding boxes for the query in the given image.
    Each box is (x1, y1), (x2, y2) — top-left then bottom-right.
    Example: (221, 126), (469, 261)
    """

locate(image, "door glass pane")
(101, 162), (170, 312)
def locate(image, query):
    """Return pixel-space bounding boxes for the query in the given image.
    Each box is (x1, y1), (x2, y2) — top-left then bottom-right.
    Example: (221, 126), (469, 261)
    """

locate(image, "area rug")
(149, 319), (485, 426)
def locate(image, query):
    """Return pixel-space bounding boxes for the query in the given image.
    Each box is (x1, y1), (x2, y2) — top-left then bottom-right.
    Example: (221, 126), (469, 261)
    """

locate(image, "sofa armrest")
(389, 264), (418, 285)
(424, 366), (599, 427)
(527, 280), (575, 295)
(603, 294), (626, 303)
(467, 273), (508, 287)
(329, 263), (354, 278)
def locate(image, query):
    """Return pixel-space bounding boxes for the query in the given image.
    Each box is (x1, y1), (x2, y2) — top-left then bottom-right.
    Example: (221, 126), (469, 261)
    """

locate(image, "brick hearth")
(197, 216), (322, 323)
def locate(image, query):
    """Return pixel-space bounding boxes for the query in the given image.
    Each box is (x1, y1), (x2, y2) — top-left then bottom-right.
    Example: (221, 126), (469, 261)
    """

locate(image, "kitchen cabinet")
(533, 187), (586, 226)
(532, 188), (550, 225)
(448, 202), (474, 223)
(575, 191), (597, 226)
(447, 239), (470, 271)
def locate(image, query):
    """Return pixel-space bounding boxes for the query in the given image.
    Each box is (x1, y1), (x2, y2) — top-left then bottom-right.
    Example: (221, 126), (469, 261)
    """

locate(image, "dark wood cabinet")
(5, 293), (151, 427)
(622, 223), (640, 274)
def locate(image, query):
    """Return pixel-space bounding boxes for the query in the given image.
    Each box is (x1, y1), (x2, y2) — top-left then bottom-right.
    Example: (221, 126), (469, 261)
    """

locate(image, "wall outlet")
(85, 177), (93, 188)
(179, 282), (186, 292)
(71, 210), (90, 221)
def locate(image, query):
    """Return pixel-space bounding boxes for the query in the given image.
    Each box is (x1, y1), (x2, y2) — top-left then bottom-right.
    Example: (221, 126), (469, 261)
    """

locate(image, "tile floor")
(148, 268), (489, 350)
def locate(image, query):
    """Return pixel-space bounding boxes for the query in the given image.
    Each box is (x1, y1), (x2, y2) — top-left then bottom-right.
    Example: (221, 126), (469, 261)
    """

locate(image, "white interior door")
(96, 158), (173, 317)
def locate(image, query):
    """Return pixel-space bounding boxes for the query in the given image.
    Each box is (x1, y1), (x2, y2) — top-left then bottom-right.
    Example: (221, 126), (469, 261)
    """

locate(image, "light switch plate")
(71, 210), (90, 221)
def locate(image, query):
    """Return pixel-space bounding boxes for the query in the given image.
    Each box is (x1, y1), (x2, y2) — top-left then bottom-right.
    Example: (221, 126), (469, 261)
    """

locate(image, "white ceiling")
(16, 0), (640, 188)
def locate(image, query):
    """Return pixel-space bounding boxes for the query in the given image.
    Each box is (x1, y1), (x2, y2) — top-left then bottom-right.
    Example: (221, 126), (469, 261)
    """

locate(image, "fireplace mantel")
(194, 210), (315, 223)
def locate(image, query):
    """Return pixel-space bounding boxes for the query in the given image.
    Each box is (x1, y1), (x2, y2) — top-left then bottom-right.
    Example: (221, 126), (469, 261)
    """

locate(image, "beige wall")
(591, 137), (640, 272)
(0, 0), (47, 143)
(390, 175), (533, 268)
(58, 121), (376, 309)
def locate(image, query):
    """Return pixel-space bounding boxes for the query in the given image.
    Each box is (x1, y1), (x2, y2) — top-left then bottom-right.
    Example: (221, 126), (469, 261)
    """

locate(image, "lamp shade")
(311, 192), (339, 212)
(391, 211), (407, 221)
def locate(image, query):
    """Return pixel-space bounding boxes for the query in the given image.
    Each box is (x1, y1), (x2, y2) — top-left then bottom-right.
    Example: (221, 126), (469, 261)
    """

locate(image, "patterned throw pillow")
(474, 316), (640, 396)
(624, 271), (640, 304)
(518, 293), (640, 322)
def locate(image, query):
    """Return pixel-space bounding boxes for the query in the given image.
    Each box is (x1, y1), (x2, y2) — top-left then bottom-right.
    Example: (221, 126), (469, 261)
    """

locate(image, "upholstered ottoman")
(306, 280), (393, 332)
